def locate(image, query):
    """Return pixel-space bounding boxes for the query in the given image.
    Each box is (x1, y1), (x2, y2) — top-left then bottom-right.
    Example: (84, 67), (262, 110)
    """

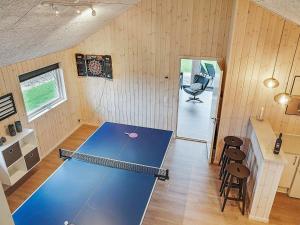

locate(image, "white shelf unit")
(0, 128), (40, 186)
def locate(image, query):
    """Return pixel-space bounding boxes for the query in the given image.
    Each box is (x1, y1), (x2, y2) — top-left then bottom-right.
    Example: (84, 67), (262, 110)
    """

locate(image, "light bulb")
(53, 6), (59, 15)
(274, 92), (291, 105)
(91, 8), (96, 16)
(41, 2), (50, 6)
(263, 77), (279, 89)
(52, 4), (59, 16)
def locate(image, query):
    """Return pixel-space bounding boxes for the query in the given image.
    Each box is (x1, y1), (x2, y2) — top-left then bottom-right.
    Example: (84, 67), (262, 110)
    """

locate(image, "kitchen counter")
(250, 118), (286, 163)
(246, 118), (286, 223)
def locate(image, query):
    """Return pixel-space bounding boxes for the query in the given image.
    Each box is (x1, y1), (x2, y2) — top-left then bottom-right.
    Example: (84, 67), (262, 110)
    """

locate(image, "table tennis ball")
(64, 221), (69, 225)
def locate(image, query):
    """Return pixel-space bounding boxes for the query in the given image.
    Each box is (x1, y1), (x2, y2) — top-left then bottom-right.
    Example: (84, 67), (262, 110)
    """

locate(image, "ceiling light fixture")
(52, 4), (59, 16)
(91, 8), (96, 16)
(263, 21), (286, 89)
(76, 7), (81, 14)
(41, 1), (96, 16)
(274, 32), (300, 105)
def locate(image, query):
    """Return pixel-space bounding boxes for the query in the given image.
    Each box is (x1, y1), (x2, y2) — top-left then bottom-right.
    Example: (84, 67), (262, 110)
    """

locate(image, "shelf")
(9, 169), (27, 185)
(7, 157), (24, 170)
(21, 143), (37, 156)
(0, 127), (39, 186)
(0, 129), (34, 153)
(7, 157), (27, 185)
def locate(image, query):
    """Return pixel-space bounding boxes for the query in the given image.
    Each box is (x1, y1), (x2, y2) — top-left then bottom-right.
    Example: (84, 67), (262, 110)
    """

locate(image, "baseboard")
(249, 214), (269, 223)
(44, 121), (103, 157)
(40, 122), (82, 160)
(277, 186), (288, 194)
(81, 122), (100, 127)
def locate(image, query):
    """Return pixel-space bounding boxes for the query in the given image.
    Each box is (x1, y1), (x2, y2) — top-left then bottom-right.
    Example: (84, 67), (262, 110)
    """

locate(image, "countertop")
(250, 118), (286, 164)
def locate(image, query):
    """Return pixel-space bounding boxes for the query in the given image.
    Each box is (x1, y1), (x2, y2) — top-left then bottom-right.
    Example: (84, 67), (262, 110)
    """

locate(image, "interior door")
(207, 69), (223, 161)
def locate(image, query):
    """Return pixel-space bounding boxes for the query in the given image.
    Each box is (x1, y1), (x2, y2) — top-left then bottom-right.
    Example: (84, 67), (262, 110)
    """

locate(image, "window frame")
(19, 64), (67, 122)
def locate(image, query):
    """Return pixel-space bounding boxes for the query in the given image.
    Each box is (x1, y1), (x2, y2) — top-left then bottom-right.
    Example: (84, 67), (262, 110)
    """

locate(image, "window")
(19, 63), (67, 121)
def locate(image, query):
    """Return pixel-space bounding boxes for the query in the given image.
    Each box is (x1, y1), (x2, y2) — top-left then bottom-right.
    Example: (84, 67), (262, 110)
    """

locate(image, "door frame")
(175, 56), (225, 163)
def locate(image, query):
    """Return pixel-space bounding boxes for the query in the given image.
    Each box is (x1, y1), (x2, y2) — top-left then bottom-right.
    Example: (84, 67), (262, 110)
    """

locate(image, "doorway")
(176, 57), (223, 160)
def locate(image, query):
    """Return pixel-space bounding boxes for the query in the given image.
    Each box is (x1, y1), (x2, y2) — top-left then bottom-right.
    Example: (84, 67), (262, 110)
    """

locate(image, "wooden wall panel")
(75, 0), (233, 130)
(2, 0), (299, 165)
(217, 0), (300, 161)
(0, 49), (81, 158)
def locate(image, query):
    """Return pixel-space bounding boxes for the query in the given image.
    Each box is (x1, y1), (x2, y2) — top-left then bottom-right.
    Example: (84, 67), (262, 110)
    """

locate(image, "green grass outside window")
(23, 80), (58, 113)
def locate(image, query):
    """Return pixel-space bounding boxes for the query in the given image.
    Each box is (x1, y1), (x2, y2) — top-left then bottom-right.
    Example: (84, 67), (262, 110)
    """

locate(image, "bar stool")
(220, 163), (250, 215)
(219, 147), (246, 180)
(218, 136), (243, 166)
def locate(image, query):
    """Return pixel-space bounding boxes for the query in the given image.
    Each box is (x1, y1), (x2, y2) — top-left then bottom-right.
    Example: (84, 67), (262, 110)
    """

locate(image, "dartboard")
(87, 59), (102, 76)
(84, 55), (113, 78)
(86, 55), (104, 77)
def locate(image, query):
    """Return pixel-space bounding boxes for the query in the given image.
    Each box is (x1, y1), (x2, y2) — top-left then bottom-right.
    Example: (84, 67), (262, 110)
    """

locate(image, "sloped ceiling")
(2, 0), (300, 68)
(0, 0), (139, 67)
(253, 0), (300, 25)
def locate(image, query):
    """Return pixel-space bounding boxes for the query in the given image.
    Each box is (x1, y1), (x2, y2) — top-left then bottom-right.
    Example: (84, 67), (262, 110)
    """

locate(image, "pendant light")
(274, 32), (300, 105)
(263, 21), (286, 89)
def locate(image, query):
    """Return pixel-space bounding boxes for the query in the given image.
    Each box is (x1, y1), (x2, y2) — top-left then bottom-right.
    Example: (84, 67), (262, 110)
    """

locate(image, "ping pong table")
(12, 122), (172, 225)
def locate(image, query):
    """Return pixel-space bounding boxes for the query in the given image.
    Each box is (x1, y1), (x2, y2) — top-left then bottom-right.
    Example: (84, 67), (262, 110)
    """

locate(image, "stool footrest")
(224, 196), (243, 202)
(223, 182), (240, 189)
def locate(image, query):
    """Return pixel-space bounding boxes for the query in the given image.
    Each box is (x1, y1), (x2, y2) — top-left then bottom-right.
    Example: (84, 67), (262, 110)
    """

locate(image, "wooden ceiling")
(0, 0), (139, 67)
(253, 0), (300, 26)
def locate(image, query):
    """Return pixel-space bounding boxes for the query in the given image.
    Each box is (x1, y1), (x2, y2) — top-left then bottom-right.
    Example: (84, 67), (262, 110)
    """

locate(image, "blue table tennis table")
(12, 122), (172, 225)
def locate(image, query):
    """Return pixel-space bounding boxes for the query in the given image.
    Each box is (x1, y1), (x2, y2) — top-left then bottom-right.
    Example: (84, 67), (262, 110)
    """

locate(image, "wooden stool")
(220, 163), (250, 215)
(219, 147), (246, 180)
(218, 136), (243, 166)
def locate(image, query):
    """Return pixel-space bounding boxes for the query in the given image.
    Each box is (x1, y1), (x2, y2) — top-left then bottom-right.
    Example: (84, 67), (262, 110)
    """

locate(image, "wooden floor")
(5, 125), (299, 225)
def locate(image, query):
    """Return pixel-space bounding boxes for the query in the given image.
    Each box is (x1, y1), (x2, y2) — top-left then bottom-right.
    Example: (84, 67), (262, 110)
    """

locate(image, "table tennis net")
(59, 149), (169, 181)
